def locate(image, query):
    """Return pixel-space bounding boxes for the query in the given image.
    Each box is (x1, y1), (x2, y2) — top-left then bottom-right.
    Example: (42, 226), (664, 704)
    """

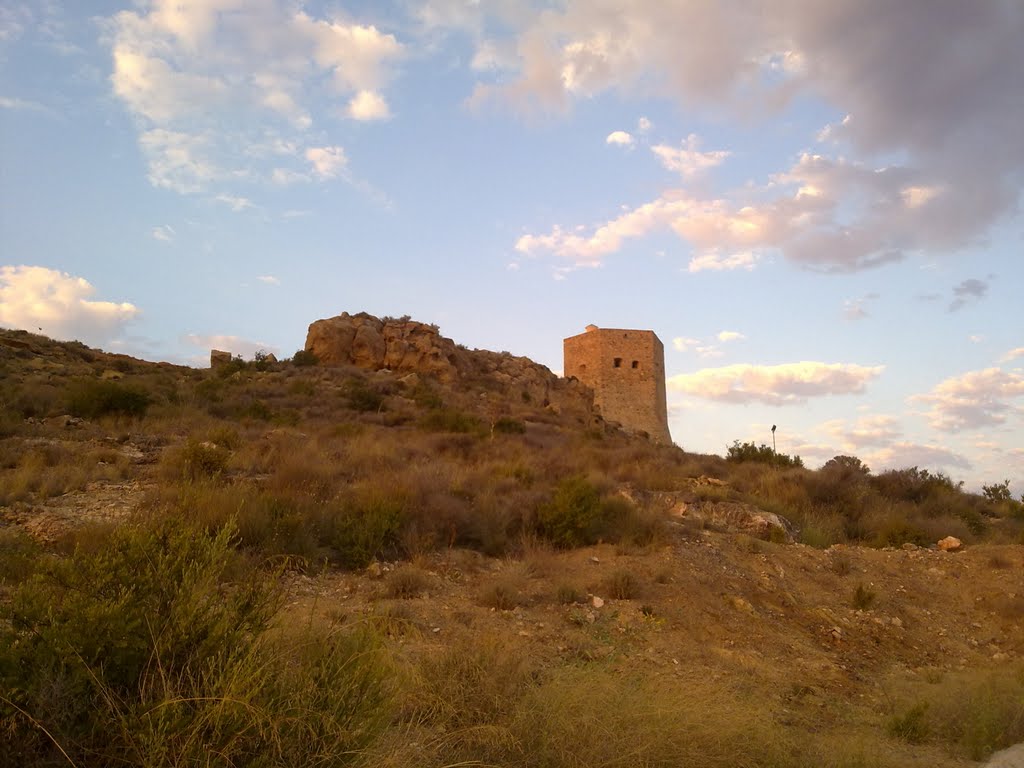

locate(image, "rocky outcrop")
(618, 484), (796, 542)
(305, 312), (596, 418)
(306, 313), (460, 381)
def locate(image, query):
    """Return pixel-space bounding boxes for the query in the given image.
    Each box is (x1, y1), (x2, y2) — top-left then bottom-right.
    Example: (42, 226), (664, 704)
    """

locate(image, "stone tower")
(563, 324), (671, 444)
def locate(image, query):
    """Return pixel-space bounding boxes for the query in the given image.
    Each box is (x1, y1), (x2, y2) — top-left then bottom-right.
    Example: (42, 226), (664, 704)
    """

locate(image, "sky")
(1, 0), (1022, 489)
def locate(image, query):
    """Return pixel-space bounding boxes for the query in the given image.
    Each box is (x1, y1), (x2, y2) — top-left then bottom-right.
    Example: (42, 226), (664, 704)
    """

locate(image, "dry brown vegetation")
(1, 327), (1023, 767)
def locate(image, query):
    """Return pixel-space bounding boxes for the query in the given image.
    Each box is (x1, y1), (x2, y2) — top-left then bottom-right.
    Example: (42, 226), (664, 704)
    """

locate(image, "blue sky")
(1, 0), (1022, 489)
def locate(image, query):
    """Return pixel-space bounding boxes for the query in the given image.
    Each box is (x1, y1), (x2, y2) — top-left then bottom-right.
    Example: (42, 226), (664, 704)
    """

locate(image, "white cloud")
(305, 146), (348, 180)
(151, 224), (174, 241)
(256, 275), (280, 285)
(863, 443), (971, 473)
(516, 148), (981, 273)
(271, 167), (310, 186)
(463, 2), (1023, 273)
(651, 134), (729, 178)
(106, 1), (404, 199)
(668, 361), (884, 405)
(818, 415), (901, 451)
(842, 293), (879, 321)
(1000, 347), (1024, 363)
(717, 330), (745, 342)
(111, 48), (226, 124)
(0, 265), (139, 347)
(347, 90), (391, 121)
(138, 129), (223, 194)
(214, 194), (254, 212)
(688, 250), (759, 273)
(183, 333), (277, 360)
(0, 96), (49, 113)
(672, 337), (700, 352)
(637, 116), (651, 133)
(606, 130), (634, 147)
(913, 367), (1024, 432)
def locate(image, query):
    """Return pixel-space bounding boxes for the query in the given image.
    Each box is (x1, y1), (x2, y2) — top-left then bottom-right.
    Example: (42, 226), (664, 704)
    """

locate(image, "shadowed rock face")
(305, 312), (598, 422)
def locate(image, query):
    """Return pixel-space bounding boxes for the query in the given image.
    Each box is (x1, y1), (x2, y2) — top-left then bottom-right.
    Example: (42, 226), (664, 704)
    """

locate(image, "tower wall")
(564, 326), (671, 444)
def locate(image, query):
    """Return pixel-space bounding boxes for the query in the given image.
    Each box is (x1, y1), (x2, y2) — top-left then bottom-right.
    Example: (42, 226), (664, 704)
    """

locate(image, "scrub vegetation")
(2, 327), (1023, 767)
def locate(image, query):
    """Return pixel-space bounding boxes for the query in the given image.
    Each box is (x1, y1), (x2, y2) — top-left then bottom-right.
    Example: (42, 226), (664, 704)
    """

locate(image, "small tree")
(982, 480), (1012, 504)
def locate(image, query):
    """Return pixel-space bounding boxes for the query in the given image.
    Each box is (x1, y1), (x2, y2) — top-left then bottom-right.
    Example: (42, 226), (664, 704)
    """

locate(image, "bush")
(852, 582), (877, 610)
(0, 520), (393, 767)
(603, 569), (641, 600)
(67, 379), (152, 418)
(326, 489), (406, 569)
(420, 408), (485, 435)
(726, 440), (803, 468)
(385, 566), (432, 599)
(536, 476), (607, 548)
(493, 417), (526, 435)
(344, 378), (386, 413)
(177, 437), (231, 480)
(291, 349), (318, 366)
(0, 527), (40, 583)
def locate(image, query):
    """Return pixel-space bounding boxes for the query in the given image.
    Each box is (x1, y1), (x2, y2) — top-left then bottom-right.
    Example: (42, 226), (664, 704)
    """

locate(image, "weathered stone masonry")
(563, 324), (672, 444)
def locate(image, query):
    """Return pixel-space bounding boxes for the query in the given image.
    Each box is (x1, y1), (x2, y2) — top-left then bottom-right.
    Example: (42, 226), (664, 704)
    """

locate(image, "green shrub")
(67, 379), (152, 418)
(556, 584), (585, 604)
(726, 440), (803, 468)
(888, 701), (930, 744)
(0, 527), (40, 583)
(326, 490), (406, 569)
(420, 408), (485, 434)
(536, 476), (607, 548)
(493, 416), (526, 434)
(344, 379), (386, 413)
(178, 437), (231, 480)
(0, 520), (393, 767)
(291, 349), (318, 367)
(852, 582), (877, 610)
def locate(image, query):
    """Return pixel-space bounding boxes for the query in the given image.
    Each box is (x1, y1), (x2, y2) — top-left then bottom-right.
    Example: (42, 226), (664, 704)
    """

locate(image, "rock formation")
(210, 349), (233, 369)
(305, 312), (596, 419)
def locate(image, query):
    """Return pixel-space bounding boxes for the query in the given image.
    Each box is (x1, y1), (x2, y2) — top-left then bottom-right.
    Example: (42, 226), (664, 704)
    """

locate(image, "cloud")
(668, 361), (883, 405)
(949, 278), (989, 312)
(688, 250), (759, 273)
(842, 292), (879, 321)
(347, 90), (391, 121)
(716, 331), (745, 342)
(106, 1), (404, 198)
(183, 333), (277, 360)
(651, 134), (729, 178)
(306, 146), (348, 180)
(466, 2), (1023, 273)
(0, 265), (139, 346)
(138, 129), (223, 194)
(637, 116), (651, 133)
(0, 96), (50, 113)
(151, 224), (174, 241)
(863, 443), (972, 473)
(819, 414), (901, 450)
(606, 130), (634, 147)
(672, 337), (700, 352)
(1000, 347), (1024, 363)
(214, 194), (254, 212)
(913, 367), (1024, 431)
(256, 275), (280, 285)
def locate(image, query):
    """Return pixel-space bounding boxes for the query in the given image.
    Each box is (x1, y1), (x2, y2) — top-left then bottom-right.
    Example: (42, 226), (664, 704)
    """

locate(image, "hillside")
(1, 319), (1023, 768)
